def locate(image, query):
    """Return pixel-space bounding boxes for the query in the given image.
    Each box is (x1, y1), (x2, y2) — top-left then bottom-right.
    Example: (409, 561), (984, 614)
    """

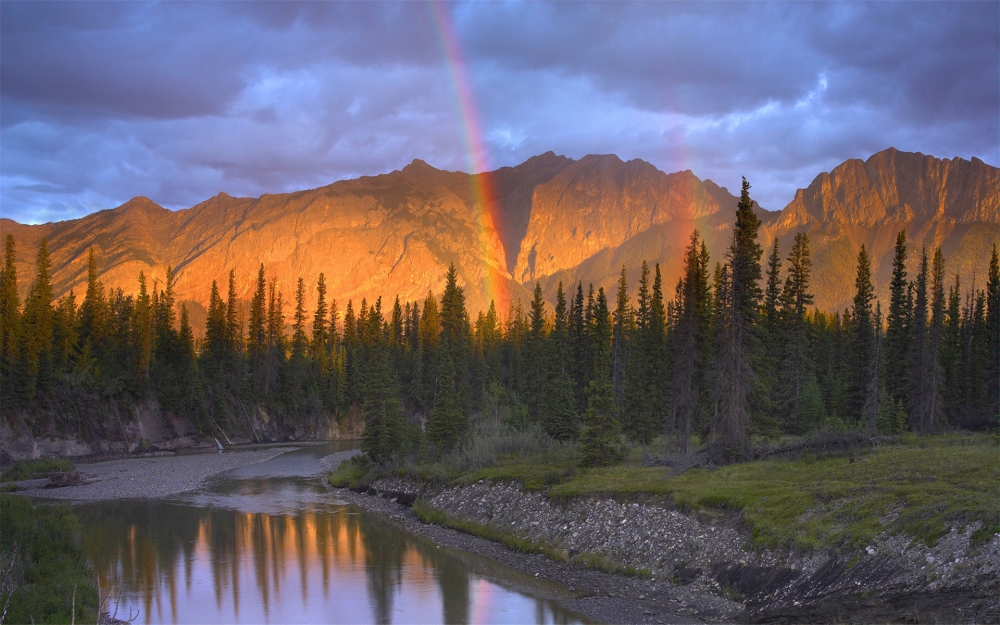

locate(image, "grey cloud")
(0, 1), (996, 224)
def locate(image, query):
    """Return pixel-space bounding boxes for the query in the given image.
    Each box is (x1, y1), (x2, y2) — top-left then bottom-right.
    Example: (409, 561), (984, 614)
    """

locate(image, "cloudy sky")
(2, 1), (997, 224)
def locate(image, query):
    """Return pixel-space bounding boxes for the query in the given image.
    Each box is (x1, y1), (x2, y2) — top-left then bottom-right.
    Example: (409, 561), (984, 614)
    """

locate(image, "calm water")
(74, 444), (585, 625)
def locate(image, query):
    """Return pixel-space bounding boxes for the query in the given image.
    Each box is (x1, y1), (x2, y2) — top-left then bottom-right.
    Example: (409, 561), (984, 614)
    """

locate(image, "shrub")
(0, 495), (97, 624)
(1, 459), (74, 482)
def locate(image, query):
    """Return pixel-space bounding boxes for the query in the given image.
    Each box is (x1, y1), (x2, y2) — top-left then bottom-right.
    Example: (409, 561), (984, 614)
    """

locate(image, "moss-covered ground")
(335, 433), (999, 553)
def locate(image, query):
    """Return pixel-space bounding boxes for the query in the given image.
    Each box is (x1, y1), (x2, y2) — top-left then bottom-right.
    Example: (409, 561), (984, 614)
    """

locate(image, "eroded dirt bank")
(341, 475), (999, 624)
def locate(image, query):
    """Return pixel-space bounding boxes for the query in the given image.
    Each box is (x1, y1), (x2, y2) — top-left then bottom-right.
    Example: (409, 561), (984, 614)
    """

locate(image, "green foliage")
(1, 458), (74, 482)
(0, 495), (98, 624)
(328, 455), (372, 489)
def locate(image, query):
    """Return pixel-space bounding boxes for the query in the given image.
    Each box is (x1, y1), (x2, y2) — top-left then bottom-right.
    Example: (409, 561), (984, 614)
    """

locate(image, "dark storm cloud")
(1, 1), (996, 223)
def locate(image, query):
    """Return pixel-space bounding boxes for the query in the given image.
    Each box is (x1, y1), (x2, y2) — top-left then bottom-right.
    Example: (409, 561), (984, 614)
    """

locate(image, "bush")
(441, 418), (572, 473)
(1, 459), (74, 482)
(0, 495), (97, 624)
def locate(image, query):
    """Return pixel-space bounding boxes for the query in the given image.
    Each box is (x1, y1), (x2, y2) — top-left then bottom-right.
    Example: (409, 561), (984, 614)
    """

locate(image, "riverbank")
(329, 434), (1000, 623)
(12, 447), (295, 500)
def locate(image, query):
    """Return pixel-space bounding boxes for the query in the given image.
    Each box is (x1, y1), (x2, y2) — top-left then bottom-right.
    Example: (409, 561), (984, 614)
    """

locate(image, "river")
(73, 443), (587, 624)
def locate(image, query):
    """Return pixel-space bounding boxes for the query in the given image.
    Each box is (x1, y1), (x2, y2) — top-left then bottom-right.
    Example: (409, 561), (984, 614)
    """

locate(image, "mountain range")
(2, 148), (998, 330)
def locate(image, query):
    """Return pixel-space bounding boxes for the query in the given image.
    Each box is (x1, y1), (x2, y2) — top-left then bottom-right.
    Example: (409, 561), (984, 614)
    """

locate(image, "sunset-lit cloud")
(1, 1), (996, 224)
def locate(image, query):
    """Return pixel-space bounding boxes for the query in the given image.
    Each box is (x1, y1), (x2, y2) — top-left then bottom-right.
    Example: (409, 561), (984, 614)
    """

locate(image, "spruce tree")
(539, 282), (578, 440)
(910, 249), (930, 430)
(669, 231), (712, 452)
(526, 282), (546, 420)
(712, 178), (762, 460)
(777, 232), (815, 431)
(311, 273), (329, 364)
(986, 245), (1000, 419)
(884, 231), (911, 405)
(21, 238), (55, 399)
(579, 288), (625, 466)
(247, 264), (267, 367)
(0, 235), (20, 403)
(225, 269), (241, 355)
(850, 245), (876, 421)
(612, 266), (633, 410)
(291, 277), (308, 360)
(925, 248), (946, 430)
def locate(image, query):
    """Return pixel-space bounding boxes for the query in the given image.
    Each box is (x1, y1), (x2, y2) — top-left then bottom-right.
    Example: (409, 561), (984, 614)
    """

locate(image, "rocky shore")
(337, 473), (1000, 624)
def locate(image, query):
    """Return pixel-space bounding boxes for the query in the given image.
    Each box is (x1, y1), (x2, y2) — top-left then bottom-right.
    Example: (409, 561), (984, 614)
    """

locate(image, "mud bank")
(344, 475), (1000, 624)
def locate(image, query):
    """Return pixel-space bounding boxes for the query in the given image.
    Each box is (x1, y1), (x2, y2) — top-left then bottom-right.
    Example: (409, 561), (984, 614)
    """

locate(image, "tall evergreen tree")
(712, 178), (763, 460)
(910, 249), (930, 431)
(526, 282), (546, 420)
(21, 238), (55, 398)
(986, 245), (1000, 419)
(539, 282), (578, 440)
(850, 245), (876, 421)
(884, 231), (911, 405)
(579, 288), (625, 466)
(776, 232), (817, 431)
(612, 266), (633, 412)
(0, 235), (21, 403)
(669, 231), (712, 452)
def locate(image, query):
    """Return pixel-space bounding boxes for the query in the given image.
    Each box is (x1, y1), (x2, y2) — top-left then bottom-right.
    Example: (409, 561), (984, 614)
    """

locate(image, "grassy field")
(334, 431), (999, 553)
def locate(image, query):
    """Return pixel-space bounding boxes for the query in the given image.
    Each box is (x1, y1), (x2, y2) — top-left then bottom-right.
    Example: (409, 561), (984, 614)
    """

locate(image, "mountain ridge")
(2, 148), (997, 328)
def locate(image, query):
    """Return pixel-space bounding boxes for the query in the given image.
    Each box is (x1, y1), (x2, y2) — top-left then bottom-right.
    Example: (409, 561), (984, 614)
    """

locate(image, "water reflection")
(74, 449), (583, 624)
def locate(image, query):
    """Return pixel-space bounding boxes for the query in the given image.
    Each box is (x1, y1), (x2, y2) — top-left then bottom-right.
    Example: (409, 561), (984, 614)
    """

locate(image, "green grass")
(328, 455), (372, 489)
(462, 433), (998, 551)
(0, 495), (98, 624)
(1, 459), (74, 482)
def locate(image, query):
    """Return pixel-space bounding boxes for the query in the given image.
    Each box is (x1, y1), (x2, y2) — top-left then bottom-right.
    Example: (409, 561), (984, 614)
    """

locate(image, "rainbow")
(429, 0), (511, 316)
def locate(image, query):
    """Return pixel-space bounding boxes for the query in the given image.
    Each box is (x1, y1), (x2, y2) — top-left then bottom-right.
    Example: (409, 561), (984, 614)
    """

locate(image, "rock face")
(767, 149), (1000, 312)
(1, 148), (997, 327)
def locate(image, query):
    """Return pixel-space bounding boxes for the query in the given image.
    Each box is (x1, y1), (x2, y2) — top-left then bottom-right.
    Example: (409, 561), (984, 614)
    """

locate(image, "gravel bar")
(21, 448), (295, 500)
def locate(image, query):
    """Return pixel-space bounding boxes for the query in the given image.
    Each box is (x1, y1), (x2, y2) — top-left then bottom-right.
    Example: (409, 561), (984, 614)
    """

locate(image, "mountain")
(1, 148), (997, 329)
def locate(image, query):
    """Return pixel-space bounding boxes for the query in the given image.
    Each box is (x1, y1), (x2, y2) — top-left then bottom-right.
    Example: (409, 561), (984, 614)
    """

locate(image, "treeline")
(1, 180), (997, 462)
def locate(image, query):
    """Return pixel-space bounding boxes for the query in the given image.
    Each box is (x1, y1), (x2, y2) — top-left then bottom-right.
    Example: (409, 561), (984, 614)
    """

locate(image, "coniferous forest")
(2, 180), (998, 464)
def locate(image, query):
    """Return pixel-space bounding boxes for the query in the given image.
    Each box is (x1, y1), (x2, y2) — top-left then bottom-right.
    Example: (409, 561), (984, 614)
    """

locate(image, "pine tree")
(21, 238), (55, 399)
(429, 265), (471, 450)
(712, 178), (762, 460)
(247, 264), (267, 366)
(884, 231), (911, 405)
(539, 282), (578, 440)
(569, 282), (588, 412)
(850, 245), (876, 421)
(418, 292), (440, 414)
(669, 231), (712, 452)
(78, 247), (108, 353)
(204, 280), (228, 365)
(579, 288), (625, 466)
(134, 272), (153, 381)
(987, 245), (1000, 419)
(526, 282), (546, 420)
(311, 273), (329, 365)
(0, 235), (21, 402)
(925, 248), (946, 430)
(225, 269), (241, 355)
(612, 266), (633, 411)
(910, 249), (930, 431)
(776, 232), (815, 431)
(361, 314), (405, 463)
(291, 277), (308, 360)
